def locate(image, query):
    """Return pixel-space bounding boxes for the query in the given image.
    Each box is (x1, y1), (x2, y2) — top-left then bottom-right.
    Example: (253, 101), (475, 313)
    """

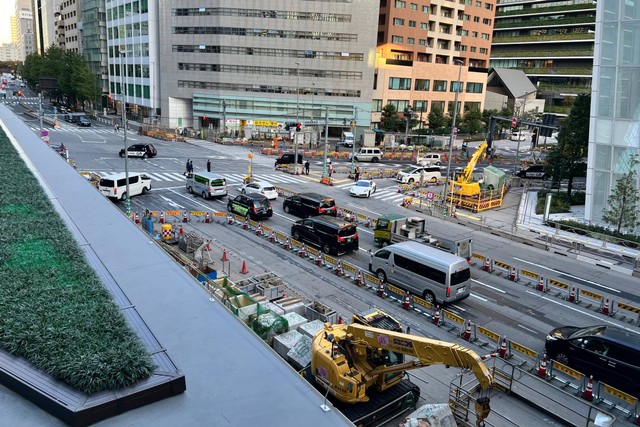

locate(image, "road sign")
(512, 117), (517, 128)
(41, 129), (49, 137)
(426, 191), (434, 200)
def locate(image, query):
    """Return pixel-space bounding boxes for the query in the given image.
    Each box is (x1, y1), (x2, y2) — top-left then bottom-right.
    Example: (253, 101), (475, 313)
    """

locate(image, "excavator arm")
(456, 142), (487, 184)
(344, 323), (493, 388)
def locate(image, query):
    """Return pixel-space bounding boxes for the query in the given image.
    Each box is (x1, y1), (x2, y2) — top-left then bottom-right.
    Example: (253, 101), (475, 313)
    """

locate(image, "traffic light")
(532, 128), (539, 147)
(296, 123), (301, 132)
(285, 123), (290, 131)
(512, 117), (517, 128)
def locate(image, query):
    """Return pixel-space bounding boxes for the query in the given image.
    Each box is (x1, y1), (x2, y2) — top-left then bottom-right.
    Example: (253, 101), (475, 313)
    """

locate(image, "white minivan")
(396, 166), (441, 184)
(348, 147), (383, 163)
(416, 153), (442, 166)
(186, 172), (228, 199)
(98, 173), (152, 200)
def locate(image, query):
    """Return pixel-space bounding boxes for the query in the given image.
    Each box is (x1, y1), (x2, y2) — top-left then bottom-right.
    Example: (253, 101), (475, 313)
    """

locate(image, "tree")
(461, 110), (483, 135)
(380, 104), (402, 132)
(428, 107), (446, 129)
(545, 94), (590, 197)
(602, 156), (640, 234)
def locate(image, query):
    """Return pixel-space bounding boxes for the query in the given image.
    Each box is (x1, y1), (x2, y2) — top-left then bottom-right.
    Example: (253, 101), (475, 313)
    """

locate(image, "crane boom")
(456, 141), (487, 184)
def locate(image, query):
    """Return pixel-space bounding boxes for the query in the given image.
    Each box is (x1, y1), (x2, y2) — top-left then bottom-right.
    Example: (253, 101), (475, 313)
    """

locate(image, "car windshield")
(568, 326), (607, 339)
(262, 186), (275, 192)
(255, 198), (271, 208)
(401, 166), (416, 173)
(355, 181), (369, 187)
(320, 199), (335, 208)
(337, 226), (356, 237)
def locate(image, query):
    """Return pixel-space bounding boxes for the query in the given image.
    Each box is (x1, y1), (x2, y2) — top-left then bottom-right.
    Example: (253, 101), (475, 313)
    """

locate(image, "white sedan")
(240, 181), (278, 200)
(349, 180), (377, 198)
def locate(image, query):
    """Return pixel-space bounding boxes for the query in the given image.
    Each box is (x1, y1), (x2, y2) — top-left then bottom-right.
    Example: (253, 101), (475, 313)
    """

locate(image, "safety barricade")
(441, 309), (465, 334)
(341, 261), (357, 279)
(165, 210), (182, 222)
(492, 260), (510, 277)
(518, 268), (540, 286)
(596, 383), (638, 418)
(578, 288), (603, 308)
(547, 278), (569, 298)
(190, 210), (207, 222)
(548, 360), (584, 392)
(213, 212), (228, 223)
(505, 341), (536, 367)
(476, 325), (501, 349)
(470, 252), (484, 266)
(410, 296), (433, 316)
(384, 283), (405, 303)
(616, 302), (640, 325)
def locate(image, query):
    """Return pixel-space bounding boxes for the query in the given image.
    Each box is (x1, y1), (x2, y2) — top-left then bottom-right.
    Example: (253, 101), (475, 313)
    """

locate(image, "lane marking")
(470, 293), (487, 302)
(471, 279), (506, 294)
(514, 257), (620, 293)
(525, 290), (640, 336)
(517, 324), (537, 334)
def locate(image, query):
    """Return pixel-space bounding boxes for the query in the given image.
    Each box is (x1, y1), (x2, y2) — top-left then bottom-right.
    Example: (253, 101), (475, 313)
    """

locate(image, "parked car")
(241, 181), (278, 200)
(275, 153), (304, 167)
(545, 325), (640, 397)
(516, 164), (547, 179)
(119, 143), (157, 159)
(396, 166), (441, 184)
(78, 117), (91, 127)
(349, 180), (377, 198)
(416, 153), (442, 166)
(227, 193), (273, 220)
(283, 192), (337, 218)
(98, 173), (151, 201)
(348, 147), (383, 163)
(291, 216), (359, 255)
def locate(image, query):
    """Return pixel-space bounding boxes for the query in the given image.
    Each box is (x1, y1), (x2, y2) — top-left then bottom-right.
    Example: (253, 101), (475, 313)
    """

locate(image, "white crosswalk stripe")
(95, 171), (308, 185)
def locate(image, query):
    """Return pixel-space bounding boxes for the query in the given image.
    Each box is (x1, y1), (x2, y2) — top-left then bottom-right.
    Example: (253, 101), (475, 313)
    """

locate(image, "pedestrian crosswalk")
(96, 171), (309, 185)
(334, 181), (410, 204)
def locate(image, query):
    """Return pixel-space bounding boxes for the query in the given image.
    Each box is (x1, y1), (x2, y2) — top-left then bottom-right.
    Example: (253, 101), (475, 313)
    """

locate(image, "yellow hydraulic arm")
(456, 142), (487, 185)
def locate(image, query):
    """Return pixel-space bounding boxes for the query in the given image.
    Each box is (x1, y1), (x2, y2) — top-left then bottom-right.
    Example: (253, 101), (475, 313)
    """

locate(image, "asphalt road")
(10, 103), (640, 425)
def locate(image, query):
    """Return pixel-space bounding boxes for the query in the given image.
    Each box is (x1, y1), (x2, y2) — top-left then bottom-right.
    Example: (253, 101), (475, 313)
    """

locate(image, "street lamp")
(513, 89), (537, 175)
(118, 46), (131, 217)
(446, 59), (464, 214)
(294, 62), (300, 171)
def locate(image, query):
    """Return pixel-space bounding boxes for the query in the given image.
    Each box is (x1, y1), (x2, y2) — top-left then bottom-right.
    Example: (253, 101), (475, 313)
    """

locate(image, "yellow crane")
(449, 141), (487, 196)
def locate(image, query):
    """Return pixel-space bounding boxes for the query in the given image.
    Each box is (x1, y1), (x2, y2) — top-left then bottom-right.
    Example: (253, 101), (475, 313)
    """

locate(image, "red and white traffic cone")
(242, 218), (249, 230)
(134, 213), (140, 224)
(159, 212), (165, 223)
(227, 214), (234, 225)
(432, 305), (441, 325)
(205, 212), (210, 223)
(568, 286), (576, 303)
(221, 249), (228, 262)
(315, 252), (324, 266)
(299, 244), (307, 257)
(255, 223), (263, 237)
(337, 316), (343, 324)
(283, 237), (290, 250)
(402, 292), (411, 310)
(509, 266), (517, 281)
(269, 230), (277, 243)
(498, 336), (509, 358)
(483, 257), (491, 272)
(335, 261), (343, 276)
(462, 320), (472, 341)
(582, 375), (594, 401)
(364, 217), (371, 228)
(182, 211), (188, 223)
(537, 353), (548, 379)
(337, 208), (343, 218)
(354, 270), (363, 287)
(377, 280), (385, 297)
(240, 260), (248, 274)
(602, 298), (610, 316)
(536, 276), (545, 292)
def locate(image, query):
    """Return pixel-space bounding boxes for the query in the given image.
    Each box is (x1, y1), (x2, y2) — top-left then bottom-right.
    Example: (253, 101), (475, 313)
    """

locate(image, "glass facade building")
(586, 0), (640, 225)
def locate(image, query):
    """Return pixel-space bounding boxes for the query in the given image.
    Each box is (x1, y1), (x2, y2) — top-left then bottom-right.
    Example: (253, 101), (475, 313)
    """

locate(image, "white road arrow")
(159, 195), (185, 209)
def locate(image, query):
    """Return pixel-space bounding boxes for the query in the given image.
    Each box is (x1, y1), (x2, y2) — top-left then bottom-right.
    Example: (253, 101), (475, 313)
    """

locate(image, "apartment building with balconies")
(490, 0), (596, 115)
(372, 0), (496, 129)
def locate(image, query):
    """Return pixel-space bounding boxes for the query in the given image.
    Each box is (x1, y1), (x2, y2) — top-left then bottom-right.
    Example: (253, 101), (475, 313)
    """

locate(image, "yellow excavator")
(310, 322), (493, 425)
(450, 141), (487, 196)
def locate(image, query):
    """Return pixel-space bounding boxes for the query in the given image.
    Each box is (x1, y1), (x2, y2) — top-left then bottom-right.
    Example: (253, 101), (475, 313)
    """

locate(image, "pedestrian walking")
(189, 160), (194, 174)
(114, 123), (119, 132)
(354, 166), (360, 182)
(207, 159), (211, 172)
(304, 160), (310, 175)
(184, 159), (190, 176)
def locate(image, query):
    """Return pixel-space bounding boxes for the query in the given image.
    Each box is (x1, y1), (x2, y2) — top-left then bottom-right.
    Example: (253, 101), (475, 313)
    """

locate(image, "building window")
(410, 3), (418, 10)
(391, 35), (403, 43)
(422, 5), (428, 13)
(393, 18), (405, 25)
(433, 80), (447, 92)
(395, 0), (406, 8)
(450, 81), (463, 92)
(418, 39), (426, 46)
(420, 22), (427, 30)
(415, 79), (430, 91)
(485, 3), (493, 10)
(407, 37), (415, 45)
(431, 100), (445, 111)
(470, 47), (477, 52)
(465, 102), (481, 111)
(408, 20), (416, 28)
(389, 77), (412, 90)
(372, 99), (382, 112)
(479, 47), (488, 54)
(481, 33), (490, 40)
(413, 100), (428, 111)
(476, 1), (482, 6)
(466, 82), (483, 93)
(472, 31), (478, 38)
(483, 18), (491, 25)
(388, 99), (410, 111)
(473, 16), (480, 23)
(447, 101), (461, 114)
(461, 29), (468, 36)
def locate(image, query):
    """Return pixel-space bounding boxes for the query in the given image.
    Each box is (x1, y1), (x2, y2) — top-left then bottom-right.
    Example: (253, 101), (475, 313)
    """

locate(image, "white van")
(396, 166), (441, 184)
(98, 173), (152, 200)
(369, 241), (471, 305)
(348, 147), (383, 163)
(416, 153), (442, 166)
(186, 172), (228, 199)
(341, 131), (355, 147)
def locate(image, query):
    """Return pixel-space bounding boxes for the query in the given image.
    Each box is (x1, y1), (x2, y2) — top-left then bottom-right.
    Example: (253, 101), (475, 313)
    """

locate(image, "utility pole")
(294, 62), (300, 172)
(323, 106), (329, 178)
(221, 99), (227, 137)
(513, 90), (536, 175)
(350, 106), (357, 174)
(38, 92), (43, 133)
(446, 60), (464, 215)
(404, 108), (412, 145)
(119, 47), (131, 218)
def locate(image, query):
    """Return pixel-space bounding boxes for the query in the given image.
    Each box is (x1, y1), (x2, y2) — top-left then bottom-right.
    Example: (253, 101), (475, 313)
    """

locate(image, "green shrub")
(535, 190), (585, 214)
(0, 129), (153, 394)
(547, 219), (640, 248)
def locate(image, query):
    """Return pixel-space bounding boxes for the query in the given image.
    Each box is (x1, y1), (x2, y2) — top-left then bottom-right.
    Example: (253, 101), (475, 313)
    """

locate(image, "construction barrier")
(477, 326), (501, 346)
(598, 383), (638, 414)
(549, 360), (584, 390)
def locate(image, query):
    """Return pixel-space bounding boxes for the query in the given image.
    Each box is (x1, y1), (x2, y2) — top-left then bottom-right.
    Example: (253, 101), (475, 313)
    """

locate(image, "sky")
(1, 0), (16, 44)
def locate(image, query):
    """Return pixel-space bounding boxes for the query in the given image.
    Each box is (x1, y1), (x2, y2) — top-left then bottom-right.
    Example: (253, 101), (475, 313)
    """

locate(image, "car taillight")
(318, 207), (325, 213)
(253, 206), (258, 213)
(114, 187), (117, 194)
(353, 233), (358, 239)
(337, 235), (345, 242)
(446, 287), (451, 298)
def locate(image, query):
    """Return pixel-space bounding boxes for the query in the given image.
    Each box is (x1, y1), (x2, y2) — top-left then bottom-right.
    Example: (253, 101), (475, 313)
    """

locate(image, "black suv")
(545, 325), (640, 397)
(119, 143), (157, 159)
(227, 193), (273, 220)
(516, 164), (547, 179)
(291, 216), (358, 255)
(283, 192), (337, 218)
(275, 153), (304, 167)
(78, 117), (91, 127)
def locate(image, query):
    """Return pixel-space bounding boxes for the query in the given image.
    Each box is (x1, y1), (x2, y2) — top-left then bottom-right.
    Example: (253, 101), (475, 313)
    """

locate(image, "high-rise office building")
(16, 0), (35, 60)
(585, 1), (640, 225)
(491, 0), (596, 115)
(56, 0), (81, 53)
(81, 0), (109, 110)
(371, 0), (496, 130)
(157, 1), (378, 133)
(31, 0), (61, 55)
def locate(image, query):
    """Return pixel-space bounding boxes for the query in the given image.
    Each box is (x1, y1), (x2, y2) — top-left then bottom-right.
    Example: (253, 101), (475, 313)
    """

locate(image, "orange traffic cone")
(602, 298), (610, 316)
(134, 213), (140, 224)
(537, 276), (545, 292)
(240, 260), (248, 274)
(334, 261), (343, 276)
(178, 225), (184, 236)
(354, 270), (363, 286)
(269, 230), (277, 243)
(255, 223), (263, 237)
(283, 237), (290, 250)
(432, 305), (441, 325)
(537, 353), (548, 379)
(483, 257), (491, 272)
(364, 217), (371, 228)
(315, 252), (323, 266)
(402, 292), (411, 310)
(159, 212), (165, 223)
(377, 280), (385, 298)
(182, 211), (188, 223)
(568, 286), (576, 303)
(581, 375), (594, 401)
(337, 316), (343, 324)
(221, 249), (228, 262)
(227, 214), (234, 225)
(205, 212), (210, 223)
(242, 218), (249, 230)
(498, 336), (509, 358)
(462, 320), (472, 341)
(509, 266), (517, 281)
(299, 244), (307, 257)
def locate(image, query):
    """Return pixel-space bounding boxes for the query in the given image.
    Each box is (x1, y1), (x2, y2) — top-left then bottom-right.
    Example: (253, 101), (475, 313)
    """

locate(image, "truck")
(341, 131), (355, 147)
(373, 214), (473, 260)
(308, 321), (493, 426)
